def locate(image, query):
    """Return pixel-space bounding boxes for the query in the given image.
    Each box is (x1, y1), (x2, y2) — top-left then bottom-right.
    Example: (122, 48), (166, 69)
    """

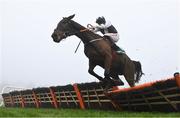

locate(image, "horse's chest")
(84, 47), (103, 59)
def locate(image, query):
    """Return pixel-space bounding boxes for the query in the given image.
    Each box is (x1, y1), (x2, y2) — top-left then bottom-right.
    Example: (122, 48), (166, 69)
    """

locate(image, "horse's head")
(51, 14), (76, 43)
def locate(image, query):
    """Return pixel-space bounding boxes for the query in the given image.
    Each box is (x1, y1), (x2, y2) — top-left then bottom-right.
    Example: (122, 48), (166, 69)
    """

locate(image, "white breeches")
(104, 33), (119, 43)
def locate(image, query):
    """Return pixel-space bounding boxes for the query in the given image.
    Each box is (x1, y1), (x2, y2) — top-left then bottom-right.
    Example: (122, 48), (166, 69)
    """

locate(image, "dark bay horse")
(51, 14), (143, 88)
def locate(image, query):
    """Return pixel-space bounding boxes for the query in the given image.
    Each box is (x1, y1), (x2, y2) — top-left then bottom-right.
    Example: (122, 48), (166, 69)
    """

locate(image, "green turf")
(0, 107), (180, 117)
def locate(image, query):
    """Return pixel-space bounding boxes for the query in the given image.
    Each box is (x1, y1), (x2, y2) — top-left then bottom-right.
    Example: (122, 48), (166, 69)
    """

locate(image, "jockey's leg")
(103, 36), (125, 53)
(103, 35), (113, 46)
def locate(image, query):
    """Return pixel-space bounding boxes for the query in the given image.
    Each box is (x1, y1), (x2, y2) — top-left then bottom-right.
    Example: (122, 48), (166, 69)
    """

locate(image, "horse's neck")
(71, 20), (102, 44)
(75, 31), (102, 44)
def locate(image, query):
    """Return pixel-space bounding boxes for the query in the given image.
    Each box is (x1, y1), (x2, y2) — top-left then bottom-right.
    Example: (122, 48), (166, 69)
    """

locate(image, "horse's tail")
(133, 61), (144, 83)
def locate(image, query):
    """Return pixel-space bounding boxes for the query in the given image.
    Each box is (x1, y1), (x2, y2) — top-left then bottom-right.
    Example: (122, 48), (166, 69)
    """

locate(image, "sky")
(0, 0), (179, 90)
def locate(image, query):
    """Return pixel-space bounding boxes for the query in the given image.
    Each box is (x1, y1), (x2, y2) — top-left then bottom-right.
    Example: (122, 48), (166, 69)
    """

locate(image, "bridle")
(62, 28), (90, 39)
(59, 20), (89, 39)
(56, 20), (103, 44)
(56, 20), (104, 53)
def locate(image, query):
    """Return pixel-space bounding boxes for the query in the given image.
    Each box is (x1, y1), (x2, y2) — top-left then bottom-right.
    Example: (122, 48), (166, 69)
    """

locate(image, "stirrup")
(115, 48), (126, 54)
(116, 50), (125, 54)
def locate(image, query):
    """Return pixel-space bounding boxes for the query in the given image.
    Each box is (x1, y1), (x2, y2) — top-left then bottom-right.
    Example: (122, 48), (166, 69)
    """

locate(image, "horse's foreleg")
(102, 54), (113, 91)
(110, 74), (124, 86)
(104, 54), (112, 79)
(88, 61), (103, 82)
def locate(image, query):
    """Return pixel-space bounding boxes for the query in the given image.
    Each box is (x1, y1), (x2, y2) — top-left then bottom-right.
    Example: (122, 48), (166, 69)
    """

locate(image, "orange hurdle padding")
(110, 77), (175, 94)
(49, 87), (58, 108)
(73, 84), (85, 109)
(112, 86), (119, 91)
(20, 92), (25, 108)
(111, 82), (154, 93)
(32, 90), (40, 108)
(9, 94), (14, 107)
(174, 72), (180, 87)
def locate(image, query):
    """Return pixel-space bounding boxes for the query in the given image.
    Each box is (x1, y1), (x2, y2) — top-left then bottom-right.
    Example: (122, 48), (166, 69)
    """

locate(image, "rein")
(77, 28), (104, 44)
(65, 22), (103, 44)
(89, 38), (103, 43)
(74, 28), (103, 53)
(74, 28), (88, 53)
(67, 28), (89, 36)
(79, 29), (89, 32)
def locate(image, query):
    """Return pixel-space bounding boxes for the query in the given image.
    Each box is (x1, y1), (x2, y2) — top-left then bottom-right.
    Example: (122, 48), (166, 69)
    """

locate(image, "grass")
(0, 107), (180, 117)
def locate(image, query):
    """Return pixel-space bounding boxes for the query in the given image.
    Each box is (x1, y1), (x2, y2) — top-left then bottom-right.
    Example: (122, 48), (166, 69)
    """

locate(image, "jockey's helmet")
(96, 16), (106, 25)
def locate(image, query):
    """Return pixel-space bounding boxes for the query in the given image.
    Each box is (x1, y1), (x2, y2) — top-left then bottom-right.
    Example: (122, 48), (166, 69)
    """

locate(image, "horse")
(51, 14), (144, 89)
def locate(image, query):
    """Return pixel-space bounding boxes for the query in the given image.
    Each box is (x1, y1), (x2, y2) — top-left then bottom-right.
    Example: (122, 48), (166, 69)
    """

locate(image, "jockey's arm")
(88, 24), (101, 32)
(92, 24), (106, 33)
(93, 27), (100, 32)
(87, 23), (100, 32)
(94, 20), (111, 30)
(96, 24), (106, 29)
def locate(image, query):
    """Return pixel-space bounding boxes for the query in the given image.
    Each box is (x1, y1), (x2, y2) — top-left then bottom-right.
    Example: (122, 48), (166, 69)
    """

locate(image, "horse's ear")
(67, 14), (75, 20)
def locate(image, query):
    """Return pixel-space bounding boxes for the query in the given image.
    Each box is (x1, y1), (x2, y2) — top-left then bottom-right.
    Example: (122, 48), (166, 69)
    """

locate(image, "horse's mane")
(70, 20), (103, 39)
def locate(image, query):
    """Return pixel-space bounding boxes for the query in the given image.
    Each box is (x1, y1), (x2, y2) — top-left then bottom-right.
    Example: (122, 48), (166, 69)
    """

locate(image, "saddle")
(103, 36), (125, 54)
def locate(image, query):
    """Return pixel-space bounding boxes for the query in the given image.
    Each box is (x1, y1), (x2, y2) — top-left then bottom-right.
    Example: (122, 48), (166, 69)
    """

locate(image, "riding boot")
(104, 36), (125, 54)
(112, 43), (126, 54)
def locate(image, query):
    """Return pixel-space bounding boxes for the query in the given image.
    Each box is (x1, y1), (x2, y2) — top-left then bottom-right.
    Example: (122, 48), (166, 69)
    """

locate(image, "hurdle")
(2, 73), (180, 112)
(107, 72), (180, 112)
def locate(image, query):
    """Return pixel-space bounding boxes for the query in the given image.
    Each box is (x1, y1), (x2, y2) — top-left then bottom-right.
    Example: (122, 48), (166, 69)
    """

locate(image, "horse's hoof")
(104, 83), (112, 91)
(103, 89), (110, 95)
(113, 79), (124, 86)
(98, 77), (104, 82)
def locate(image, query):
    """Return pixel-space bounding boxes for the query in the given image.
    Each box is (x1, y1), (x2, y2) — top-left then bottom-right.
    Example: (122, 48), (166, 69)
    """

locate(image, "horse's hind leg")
(124, 63), (135, 87)
(124, 74), (135, 87)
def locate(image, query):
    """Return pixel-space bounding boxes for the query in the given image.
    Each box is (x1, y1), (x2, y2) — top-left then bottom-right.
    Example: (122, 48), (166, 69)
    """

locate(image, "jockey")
(91, 16), (125, 53)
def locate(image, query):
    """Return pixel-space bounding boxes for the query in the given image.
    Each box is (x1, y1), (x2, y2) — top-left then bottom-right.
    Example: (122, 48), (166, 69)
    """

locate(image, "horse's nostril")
(52, 33), (57, 39)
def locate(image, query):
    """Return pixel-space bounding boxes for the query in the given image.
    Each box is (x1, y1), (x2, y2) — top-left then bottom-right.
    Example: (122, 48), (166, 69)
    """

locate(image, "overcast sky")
(0, 0), (179, 90)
